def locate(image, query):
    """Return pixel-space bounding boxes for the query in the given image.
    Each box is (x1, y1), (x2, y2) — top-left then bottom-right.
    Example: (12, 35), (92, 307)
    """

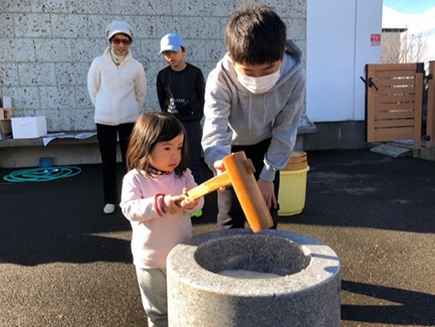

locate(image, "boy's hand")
(214, 160), (225, 174)
(214, 160), (227, 192)
(163, 195), (184, 215)
(257, 178), (277, 210)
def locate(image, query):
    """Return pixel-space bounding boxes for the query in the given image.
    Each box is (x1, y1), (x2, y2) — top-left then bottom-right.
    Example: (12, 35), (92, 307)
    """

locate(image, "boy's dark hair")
(225, 3), (287, 65)
(161, 46), (186, 53)
(126, 111), (189, 177)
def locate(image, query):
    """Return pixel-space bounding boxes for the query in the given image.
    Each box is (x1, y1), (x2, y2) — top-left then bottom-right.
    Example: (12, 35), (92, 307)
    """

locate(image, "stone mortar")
(167, 229), (341, 327)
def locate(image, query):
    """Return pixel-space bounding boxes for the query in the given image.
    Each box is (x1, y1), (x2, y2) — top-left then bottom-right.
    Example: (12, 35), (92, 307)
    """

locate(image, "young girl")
(120, 111), (204, 327)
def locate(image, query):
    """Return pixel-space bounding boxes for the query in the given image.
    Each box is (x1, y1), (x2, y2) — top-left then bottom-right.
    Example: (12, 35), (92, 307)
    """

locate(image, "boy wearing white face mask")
(201, 3), (306, 230)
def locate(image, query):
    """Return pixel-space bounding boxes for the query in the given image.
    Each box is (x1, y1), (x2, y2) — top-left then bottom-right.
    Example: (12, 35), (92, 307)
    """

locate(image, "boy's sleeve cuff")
(204, 150), (227, 174)
(259, 166), (276, 182)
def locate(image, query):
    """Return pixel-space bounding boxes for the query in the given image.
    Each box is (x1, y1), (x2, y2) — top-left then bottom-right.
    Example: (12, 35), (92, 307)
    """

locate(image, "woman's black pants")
(96, 123), (134, 205)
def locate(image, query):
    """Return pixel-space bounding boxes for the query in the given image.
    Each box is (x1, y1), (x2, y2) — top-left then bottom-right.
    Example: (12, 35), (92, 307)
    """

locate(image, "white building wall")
(354, 0), (383, 121)
(0, 0), (307, 132)
(306, 0), (382, 122)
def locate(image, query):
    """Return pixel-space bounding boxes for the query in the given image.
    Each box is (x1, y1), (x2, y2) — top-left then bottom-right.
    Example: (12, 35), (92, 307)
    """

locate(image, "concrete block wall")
(0, 0), (306, 132)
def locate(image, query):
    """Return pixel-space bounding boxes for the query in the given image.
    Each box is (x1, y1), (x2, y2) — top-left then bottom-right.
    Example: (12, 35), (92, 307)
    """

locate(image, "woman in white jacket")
(88, 20), (147, 214)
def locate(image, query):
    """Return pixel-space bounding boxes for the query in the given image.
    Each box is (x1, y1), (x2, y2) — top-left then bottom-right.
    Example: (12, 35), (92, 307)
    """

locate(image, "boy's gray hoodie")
(201, 40), (306, 182)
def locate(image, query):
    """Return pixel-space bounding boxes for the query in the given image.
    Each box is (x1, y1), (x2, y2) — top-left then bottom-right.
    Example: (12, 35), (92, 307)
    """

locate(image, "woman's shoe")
(103, 203), (116, 214)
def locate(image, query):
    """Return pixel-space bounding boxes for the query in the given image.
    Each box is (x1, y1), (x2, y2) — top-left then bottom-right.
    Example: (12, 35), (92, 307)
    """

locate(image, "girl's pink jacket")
(120, 168), (204, 269)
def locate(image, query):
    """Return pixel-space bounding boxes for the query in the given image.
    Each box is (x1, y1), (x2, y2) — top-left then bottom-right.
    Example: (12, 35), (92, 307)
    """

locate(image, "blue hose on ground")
(3, 166), (82, 183)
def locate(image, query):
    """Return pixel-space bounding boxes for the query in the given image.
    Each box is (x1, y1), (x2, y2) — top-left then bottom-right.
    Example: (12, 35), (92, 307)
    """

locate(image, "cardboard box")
(0, 108), (13, 120)
(11, 116), (47, 139)
(0, 119), (12, 135)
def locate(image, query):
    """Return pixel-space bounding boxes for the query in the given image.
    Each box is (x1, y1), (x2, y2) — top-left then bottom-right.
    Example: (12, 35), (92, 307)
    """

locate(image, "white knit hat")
(105, 20), (134, 41)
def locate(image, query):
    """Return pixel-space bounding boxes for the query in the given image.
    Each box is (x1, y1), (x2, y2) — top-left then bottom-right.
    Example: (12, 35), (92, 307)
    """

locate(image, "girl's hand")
(179, 187), (200, 210)
(163, 195), (184, 214)
(257, 178), (277, 210)
(179, 196), (200, 210)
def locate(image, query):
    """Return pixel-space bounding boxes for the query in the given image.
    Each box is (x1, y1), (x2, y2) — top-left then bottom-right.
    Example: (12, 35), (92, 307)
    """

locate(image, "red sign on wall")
(371, 34), (381, 46)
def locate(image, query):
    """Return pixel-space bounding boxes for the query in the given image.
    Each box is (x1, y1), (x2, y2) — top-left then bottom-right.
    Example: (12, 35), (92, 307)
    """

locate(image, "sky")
(382, 0), (435, 62)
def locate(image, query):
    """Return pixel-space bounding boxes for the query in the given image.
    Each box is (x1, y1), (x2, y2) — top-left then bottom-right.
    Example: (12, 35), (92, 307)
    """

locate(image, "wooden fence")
(426, 61), (435, 149)
(364, 63), (424, 149)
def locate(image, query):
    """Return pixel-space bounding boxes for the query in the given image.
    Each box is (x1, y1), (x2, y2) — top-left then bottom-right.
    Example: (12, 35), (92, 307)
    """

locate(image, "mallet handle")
(223, 152), (274, 233)
(185, 171), (231, 200)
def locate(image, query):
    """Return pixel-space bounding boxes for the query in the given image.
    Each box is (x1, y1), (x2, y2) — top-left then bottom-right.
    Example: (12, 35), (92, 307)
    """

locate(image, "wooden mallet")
(185, 151), (274, 233)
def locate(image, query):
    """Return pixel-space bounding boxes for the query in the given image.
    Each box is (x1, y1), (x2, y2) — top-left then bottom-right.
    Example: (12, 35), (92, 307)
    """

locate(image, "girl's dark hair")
(126, 112), (189, 177)
(225, 3), (286, 65)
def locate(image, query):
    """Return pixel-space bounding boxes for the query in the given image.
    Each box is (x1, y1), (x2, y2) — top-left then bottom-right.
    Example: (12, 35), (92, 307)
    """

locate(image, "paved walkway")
(1, 149), (434, 326)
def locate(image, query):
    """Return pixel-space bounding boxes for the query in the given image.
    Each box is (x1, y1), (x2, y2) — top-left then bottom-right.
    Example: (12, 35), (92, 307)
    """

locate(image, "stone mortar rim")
(167, 229), (340, 297)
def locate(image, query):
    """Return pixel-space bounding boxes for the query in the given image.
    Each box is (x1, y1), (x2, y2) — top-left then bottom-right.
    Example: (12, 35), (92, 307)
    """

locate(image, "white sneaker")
(103, 203), (115, 214)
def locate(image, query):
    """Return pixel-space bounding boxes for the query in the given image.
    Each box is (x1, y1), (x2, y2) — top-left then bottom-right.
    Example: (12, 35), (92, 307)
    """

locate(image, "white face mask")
(236, 68), (281, 94)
